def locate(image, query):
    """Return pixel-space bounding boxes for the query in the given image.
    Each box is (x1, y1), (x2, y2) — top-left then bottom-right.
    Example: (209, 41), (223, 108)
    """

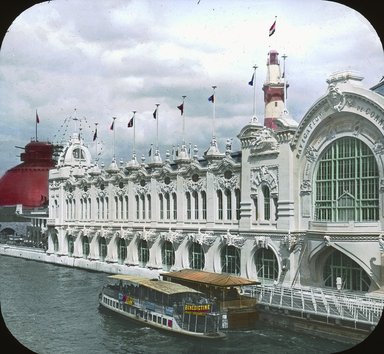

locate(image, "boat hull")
(99, 292), (225, 339)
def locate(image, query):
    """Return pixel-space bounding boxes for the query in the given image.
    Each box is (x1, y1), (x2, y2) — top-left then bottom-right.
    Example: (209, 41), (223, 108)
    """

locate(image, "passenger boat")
(99, 274), (225, 339)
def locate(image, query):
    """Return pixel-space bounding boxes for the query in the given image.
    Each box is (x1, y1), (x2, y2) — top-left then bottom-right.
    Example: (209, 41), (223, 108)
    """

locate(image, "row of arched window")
(61, 188), (241, 223)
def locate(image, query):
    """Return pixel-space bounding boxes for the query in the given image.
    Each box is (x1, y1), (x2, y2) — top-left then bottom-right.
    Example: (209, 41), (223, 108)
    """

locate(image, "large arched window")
(323, 249), (371, 291)
(255, 248), (278, 281)
(315, 137), (379, 222)
(162, 241), (175, 271)
(138, 239), (149, 267)
(221, 245), (240, 275)
(189, 242), (205, 270)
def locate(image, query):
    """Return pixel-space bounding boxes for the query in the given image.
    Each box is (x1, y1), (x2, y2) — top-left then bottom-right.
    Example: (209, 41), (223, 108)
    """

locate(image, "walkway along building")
(46, 50), (384, 294)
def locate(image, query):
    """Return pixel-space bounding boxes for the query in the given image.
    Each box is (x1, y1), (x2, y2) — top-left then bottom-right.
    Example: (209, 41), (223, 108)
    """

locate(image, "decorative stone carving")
(160, 228), (184, 247)
(373, 142), (384, 155)
(184, 178), (206, 193)
(137, 228), (157, 244)
(188, 230), (216, 247)
(251, 166), (278, 194)
(121, 228), (134, 242)
(250, 128), (278, 154)
(158, 181), (176, 194)
(214, 175), (239, 190)
(305, 145), (317, 163)
(221, 230), (245, 248)
(283, 232), (297, 252)
(326, 84), (346, 112)
(324, 235), (331, 246)
(134, 184), (149, 196)
(300, 180), (312, 195)
(254, 236), (269, 249)
(379, 234), (384, 253)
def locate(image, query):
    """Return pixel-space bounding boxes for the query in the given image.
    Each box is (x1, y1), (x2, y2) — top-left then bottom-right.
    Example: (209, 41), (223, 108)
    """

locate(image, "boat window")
(163, 318), (167, 326)
(153, 315), (157, 322)
(167, 320), (172, 328)
(157, 317), (161, 324)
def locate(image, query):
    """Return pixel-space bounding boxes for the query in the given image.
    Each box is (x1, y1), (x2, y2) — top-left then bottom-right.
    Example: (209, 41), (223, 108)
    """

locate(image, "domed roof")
(0, 141), (56, 208)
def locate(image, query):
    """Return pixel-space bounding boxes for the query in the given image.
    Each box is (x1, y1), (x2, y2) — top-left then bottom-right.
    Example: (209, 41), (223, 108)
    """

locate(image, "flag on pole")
(177, 103), (184, 115)
(208, 94), (215, 103)
(110, 119), (115, 130)
(153, 108), (158, 119)
(148, 146), (152, 156)
(269, 18), (276, 37)
(36, 110), (40, 124)
(128, 116), (134, 128)
(93, 127), (98, 141)
(248, 73), (254, 86)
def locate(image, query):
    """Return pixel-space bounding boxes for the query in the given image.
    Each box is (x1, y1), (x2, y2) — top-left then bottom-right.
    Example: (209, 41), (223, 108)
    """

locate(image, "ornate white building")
(46, 50), (384, 293)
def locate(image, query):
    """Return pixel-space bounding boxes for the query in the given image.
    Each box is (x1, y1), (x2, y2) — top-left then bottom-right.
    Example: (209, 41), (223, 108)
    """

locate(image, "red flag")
(177, 103), (184, 115)
(36, 110), (40, 124)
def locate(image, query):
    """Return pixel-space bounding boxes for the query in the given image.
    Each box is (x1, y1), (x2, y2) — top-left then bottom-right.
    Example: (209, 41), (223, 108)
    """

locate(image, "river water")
(0, 255), (369, 353)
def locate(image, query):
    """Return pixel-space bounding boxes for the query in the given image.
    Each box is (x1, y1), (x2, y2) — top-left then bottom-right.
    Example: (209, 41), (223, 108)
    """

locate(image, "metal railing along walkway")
(244, 284), (384, 326)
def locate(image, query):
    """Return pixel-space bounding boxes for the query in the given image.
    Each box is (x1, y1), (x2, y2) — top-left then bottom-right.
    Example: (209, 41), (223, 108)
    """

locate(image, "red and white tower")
(262, 50), (287, 130)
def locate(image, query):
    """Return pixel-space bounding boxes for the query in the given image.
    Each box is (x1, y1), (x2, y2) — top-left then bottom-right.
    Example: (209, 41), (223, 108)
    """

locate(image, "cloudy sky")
(0, 0), (383, 175)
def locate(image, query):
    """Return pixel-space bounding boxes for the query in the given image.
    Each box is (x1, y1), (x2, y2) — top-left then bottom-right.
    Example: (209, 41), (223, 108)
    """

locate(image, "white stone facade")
(47, 71), (384, 293)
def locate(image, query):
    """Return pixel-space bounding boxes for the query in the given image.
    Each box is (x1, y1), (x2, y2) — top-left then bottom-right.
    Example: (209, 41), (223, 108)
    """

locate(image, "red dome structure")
(0, 141), (56, 208)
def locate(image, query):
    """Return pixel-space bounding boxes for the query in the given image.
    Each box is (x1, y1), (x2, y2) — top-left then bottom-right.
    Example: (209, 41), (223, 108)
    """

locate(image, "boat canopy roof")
(161, 269), (260, 287)
(108, 274), (203, 296)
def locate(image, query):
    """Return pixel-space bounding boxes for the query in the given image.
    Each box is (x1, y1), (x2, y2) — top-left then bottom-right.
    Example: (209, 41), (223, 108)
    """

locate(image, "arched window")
(125, 196), (129, 219)
(235, 188), (241, 220)
(192, 191), (199, 219)
(172, 193), (177, 219)
(114, 196), (119, 219)
(99, 237), (107, 262)
(186, 192), (191, 220)
(138, 239), (149, 267)
(135, 195), (140, 219)
(162, 241), (175, 271)
(217, 190), (223, 220)
(82, 236), (90, 258)
(189, 242), (205, 270)
(119, 196), (124, 220)
(323, 249), (371, 291)
(221, 245), (240, 275)
(225, 189), (232, 220)
(117, 238), (127, 265)
(255, 248), (278, 281)
(147, 194), (152, 220)
(141, 194), (146, 219)
(315, 137), (379, 222)
(262, 186), (270, 221)
(165, 192), (170, 219)
(201, 191), (207, 220)
(159, 194), (164, 220)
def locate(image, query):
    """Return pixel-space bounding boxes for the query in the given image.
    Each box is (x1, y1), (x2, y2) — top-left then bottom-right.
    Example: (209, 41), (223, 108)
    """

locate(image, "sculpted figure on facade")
(160, 228), (184, 248)
(188, 230), (216, 247)
(251, 166), (278, 194)
(326, 83), (346, 112)
(379, 234), (384, 253)
(250, 128), (278, 154)
(255, 235), (269, 249)
(221, 230), (245, 248)
(300, 179), (312, 195)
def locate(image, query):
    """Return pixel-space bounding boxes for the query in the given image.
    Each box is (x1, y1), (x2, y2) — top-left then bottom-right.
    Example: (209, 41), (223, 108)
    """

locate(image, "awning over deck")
(108, 274), (202, 295)
(161, 269), (260, 288)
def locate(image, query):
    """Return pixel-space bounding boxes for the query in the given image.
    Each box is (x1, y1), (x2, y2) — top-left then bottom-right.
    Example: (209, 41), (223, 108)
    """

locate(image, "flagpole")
(182, 96), (186, 145)
(35, 109), (38, 142)
(212, 85), (216, 138)
(252, 65), (258, 122)
(94, 123), (98, 161)
(282, 54), (288, 113)
(155, 104), (160, 150)
(132, 111), (136, 155)
(112, 117), (116, 160)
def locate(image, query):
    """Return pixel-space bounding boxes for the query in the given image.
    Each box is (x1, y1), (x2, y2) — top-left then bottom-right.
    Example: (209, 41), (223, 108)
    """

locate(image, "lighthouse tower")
(262, 50), (287, 130)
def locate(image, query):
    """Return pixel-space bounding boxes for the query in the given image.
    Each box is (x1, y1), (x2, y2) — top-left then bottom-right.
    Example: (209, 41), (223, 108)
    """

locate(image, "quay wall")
(0, 245), (160, 278)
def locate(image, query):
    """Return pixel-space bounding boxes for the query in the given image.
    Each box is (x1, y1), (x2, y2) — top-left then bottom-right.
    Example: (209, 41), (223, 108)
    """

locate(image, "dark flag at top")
(208, 94), (214, 103)
(110, 120), (115, 130)
(177, 103), (184, 115)
(153, 108), (158, 119)
(93, 127), (97, 141)
(248, 73), (254, 86)
(128, 116), (134, 128)
(36, 110), (40, 124)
